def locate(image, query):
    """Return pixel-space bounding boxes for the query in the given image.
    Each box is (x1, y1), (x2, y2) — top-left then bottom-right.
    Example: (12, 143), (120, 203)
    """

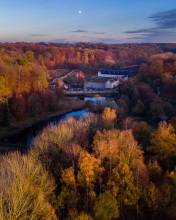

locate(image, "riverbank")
(0, 97), (85, 141)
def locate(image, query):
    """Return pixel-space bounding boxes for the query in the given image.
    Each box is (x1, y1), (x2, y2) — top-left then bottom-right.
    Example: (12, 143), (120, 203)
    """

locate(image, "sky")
(1, 0), (176, 43)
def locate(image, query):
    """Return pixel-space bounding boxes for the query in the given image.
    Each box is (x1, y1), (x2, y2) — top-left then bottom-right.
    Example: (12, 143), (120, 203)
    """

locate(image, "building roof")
(108, 77), (119, 83)
(86, 76), (111, 83)
(99, 69), (130, 76)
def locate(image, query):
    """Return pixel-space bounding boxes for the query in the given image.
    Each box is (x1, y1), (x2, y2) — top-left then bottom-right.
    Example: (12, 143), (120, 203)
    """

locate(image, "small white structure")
(85, 77), (120, 89)
(98, 69), (130, 78)
(105, 78), (119, 89)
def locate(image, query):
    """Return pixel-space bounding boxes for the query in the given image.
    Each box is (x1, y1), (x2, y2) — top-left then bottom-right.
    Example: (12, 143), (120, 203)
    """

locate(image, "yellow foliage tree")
(93, 129), (144, 175)
(61, 167), (76, 188)
(93, 129), (120, 172)
(57, 167), (79, 219)
(149, 121), (176, 168)
(31, 63), (49, 92)
(0, 76), (11, 102)
(147, 182), (159, 215)
(108, 157), (140, 215)
(78, 151), (104, 208)
(78, 151), (103, 189)
(76, 212), (93, 220)
(102, 107), (117, 130)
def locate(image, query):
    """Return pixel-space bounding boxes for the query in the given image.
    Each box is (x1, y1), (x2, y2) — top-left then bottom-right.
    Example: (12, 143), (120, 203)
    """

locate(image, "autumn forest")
(0, 42), (176, 220)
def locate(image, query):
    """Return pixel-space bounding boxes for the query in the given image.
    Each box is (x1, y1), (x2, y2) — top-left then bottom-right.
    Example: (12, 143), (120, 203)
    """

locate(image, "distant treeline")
(0, 42), (163, 70)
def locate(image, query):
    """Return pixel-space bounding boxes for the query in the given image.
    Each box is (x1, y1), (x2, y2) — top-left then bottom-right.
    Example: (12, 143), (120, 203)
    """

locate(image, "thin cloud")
(126, 29), (176, 43)
(30, 34), (48, 37)
(92, 31), (106, 35)
(72, 29), (89, 33)
(72, 30), (106, 35)
(125, 8), (176, 42)
(149, 9), (176, 29)
(125, 28), (154, 34)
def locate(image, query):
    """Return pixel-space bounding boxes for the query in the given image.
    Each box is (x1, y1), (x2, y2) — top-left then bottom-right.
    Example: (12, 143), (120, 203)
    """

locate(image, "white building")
(105, 77), (120, 89)
(85, 76), (120, 89)
(98, 69), (130, 79)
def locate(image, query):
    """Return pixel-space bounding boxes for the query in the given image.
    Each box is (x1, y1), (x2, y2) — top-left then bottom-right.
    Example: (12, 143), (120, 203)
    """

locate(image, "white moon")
(79, 10), (82, 14)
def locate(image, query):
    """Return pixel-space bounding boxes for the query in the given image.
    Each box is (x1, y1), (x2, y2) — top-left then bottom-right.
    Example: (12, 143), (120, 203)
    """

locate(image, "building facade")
(105, 78), (119, 89)
(85, 81), (106, 89)
(98, 69), (130, 78)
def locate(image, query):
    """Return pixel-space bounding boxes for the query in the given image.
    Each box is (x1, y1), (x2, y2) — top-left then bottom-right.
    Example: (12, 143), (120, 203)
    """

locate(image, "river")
(6, 96), (116, 148)
(7, 109), (88, 148)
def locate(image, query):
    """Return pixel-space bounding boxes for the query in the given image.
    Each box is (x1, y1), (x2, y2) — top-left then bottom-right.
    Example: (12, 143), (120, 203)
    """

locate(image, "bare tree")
(0, 152), (57, 220)
(62, 142), (82, 169)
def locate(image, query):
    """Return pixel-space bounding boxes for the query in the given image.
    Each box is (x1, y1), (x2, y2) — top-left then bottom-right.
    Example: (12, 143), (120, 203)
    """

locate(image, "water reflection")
(8, 109), (88, 147)
(7, 96), (116, 147)
(84, 97), (107, 105)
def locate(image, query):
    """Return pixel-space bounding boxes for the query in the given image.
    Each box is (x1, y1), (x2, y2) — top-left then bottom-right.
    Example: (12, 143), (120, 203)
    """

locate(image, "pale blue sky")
(1, 0), (176, 43)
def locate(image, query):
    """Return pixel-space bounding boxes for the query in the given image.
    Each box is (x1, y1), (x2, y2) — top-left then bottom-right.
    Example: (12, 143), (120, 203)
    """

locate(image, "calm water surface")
(7, 96), (112, 147)
(8, 109), (88, 147)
